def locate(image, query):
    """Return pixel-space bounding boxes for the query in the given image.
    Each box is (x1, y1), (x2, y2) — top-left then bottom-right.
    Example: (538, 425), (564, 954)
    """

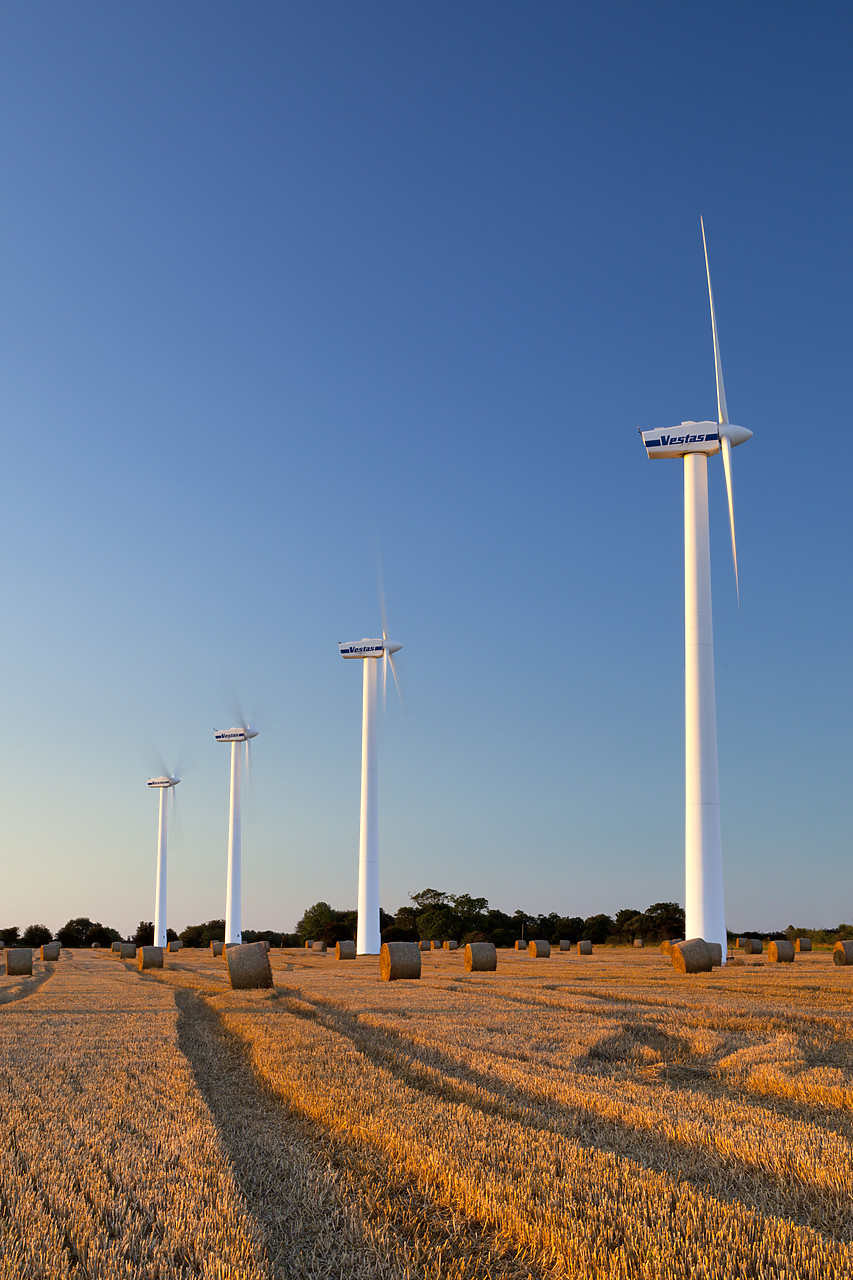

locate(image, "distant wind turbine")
(339, 590), (402, 955)
(639, 219), (752, 961)
(214, 716), (258, 945)
(147, 772), (180, 948)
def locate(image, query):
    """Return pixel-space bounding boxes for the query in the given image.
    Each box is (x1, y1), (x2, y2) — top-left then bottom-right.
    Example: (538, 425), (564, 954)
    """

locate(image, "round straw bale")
(167, 940), (182, 952)
(796, 937), (812, 952)
(708, 942), (722, 967)
(768, 940), (795, 963)
(443, 940), (458, 950)
(464, 942), (497, 972)
(736, 936), (750, 950)
(5, 948), (32, 976)
(633, 938), (644, 948)
(91, 942), (101, 949)
(659, 939), (673, 955)
(336, 940), (356, 959)
(514, 940), (526, 950)
(417, 940), (430, 951)
(137, 946), (164, 971)
(577, 940), (593, 955)
(304, 940), (314, 950)
(211, 940), (224, 957)
(119, 943), (136, 960)
(750, 938), (763, 953)
(559, 939), (572, 951)
(429, 940), (441, 950)
(311, 940), (327, 954)
(226, 942), (273, 990)
(833, 941), (853, 966)
(380, 941), (421, 981)
(111, 941), (122, 954)
(671, 938), (713, 974)
(528, 939), (550, 958)
(40, 942), (60, 962)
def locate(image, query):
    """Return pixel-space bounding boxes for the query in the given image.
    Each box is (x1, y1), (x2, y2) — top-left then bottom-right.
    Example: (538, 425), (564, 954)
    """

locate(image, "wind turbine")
(339, 602), (402, 956)
(146, 772), (180, 948)
(639, 219), (752, 961)
(214, 719), (259, 945)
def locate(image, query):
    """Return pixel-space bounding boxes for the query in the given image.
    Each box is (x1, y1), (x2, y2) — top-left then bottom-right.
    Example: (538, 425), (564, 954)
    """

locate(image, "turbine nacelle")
(339, 638), (402, 659)
(147, 776), (181, 788)
(640, 421), (751, 461)
(214, 727), (259, 743)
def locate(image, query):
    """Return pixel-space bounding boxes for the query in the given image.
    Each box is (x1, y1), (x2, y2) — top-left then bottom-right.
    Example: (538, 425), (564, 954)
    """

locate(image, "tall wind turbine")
(147, 773), (180, 948)
(214, 720), (258, 945)
(339, 609), (402, 956)
(639, 219), (752, 960)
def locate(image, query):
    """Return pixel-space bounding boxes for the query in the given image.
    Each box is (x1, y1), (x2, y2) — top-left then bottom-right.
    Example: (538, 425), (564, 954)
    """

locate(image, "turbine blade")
(388, 651), (403, 707)
(701, 216), (729, 427)
(720, 433), (740, 603)
(382, 651), (388, 713)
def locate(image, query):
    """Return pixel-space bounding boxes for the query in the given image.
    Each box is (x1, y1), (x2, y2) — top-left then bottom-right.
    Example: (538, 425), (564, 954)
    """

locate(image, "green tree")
(583, 913), (614, 945)
(295, 902), (335, 942)
(57, 917), (120, 948)
(134, 921), (154, 946)
(21, 924), (53, 946)
(1, 926), (21, 947)
(643, 902), (685, 941)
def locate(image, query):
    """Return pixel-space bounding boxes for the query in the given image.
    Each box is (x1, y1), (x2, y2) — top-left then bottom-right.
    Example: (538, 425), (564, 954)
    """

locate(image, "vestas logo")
(340, 644), (382, 656)
(647, 431), (717, 448)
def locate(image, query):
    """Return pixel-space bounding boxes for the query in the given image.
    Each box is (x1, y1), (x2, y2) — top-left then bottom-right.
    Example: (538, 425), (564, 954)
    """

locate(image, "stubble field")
(1, 944), (853, 1279)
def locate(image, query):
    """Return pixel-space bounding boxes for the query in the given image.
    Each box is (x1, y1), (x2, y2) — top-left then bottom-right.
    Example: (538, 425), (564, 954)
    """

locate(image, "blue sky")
(1, 1), (850, 935)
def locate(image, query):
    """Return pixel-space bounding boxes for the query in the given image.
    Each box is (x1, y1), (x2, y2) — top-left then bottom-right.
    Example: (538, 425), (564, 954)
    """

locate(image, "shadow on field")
(174, 989), (547, 1280)
(278, 988), (853, 1243)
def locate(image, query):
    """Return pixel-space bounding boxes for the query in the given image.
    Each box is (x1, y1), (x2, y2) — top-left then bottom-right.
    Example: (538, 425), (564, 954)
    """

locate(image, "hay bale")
(119, 943), (136, 960)
(311, 940), (327, 954)
(464, 942), (497, 972)
(749, 938), (763, 953)
(5, 948), (32, 976)
(304, 940), (314, 950)
(833, 941), (853, 967)
(659, 940), (673, 955)
(768, 940), (795, 963)
(226, 942), (273, 990)
(443, 940), (458, 951)
(514, 940), (526, 950)
(528, 939), (550, 958)
(671, 938), (713, 974)
(336, 940), (356, 959)
(111, 941), (122, 954)
(796, 937), (812, 952)
(91, 942), (101, 949)
(167, 940), (182, 952)
(633, 938), (644, 948)
(559, 939), (572, 951)
(736, 936), (750, 950)
(137, 946), (164, 971)
(418, 940), (431, 951)
(380, 942), (421, 981)
(40, 942), (60, 962)
(211, 941), (224, 957)
(708, 942), (722, 967)
(577, 940), (592, 955)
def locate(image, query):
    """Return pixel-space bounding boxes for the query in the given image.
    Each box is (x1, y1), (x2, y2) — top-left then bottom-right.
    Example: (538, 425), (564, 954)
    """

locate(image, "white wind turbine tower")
(214, 718), (259, 945)
(339, 597), (402, 955)
(639, 219), (752, 960)
(147, 772), (180, 948)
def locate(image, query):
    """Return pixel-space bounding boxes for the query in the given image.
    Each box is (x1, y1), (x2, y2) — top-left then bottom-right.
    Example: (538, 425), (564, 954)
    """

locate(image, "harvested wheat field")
(2, 947), (853, 1278)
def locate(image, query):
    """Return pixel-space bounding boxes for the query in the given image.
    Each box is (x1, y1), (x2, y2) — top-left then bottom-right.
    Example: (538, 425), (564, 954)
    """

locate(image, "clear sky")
(1, 1), (850, 937)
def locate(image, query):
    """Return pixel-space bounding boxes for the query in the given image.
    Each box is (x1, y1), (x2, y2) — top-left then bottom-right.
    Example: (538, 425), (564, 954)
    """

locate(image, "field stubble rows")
(2, 946), (853, 1278)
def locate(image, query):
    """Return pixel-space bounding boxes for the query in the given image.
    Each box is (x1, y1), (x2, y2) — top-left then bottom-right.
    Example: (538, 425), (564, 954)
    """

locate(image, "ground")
(1, 943), (851, 1279)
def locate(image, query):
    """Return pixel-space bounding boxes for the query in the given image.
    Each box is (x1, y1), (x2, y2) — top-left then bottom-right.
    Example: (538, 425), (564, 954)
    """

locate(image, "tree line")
(4, 900), (850, 948)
